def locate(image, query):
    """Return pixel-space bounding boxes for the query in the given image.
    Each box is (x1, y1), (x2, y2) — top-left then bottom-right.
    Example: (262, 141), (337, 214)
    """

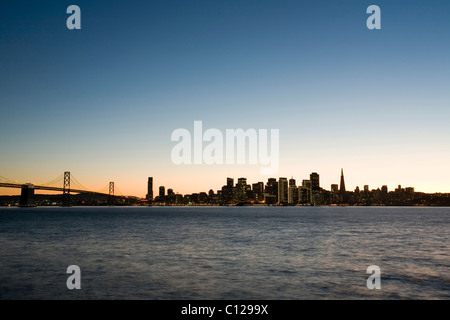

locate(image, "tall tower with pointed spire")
(340, 168), (346, 193)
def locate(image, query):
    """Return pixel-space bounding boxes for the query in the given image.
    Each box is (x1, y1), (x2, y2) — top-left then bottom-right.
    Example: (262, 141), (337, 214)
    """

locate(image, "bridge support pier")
(19, 184), (36, 207)
(108, 182), (115, 206)
(62, 171), (71, 207)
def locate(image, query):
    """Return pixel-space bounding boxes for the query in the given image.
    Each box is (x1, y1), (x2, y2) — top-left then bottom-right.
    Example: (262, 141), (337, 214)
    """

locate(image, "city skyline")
(139, 169), (450, 206)
(0, 167), (447, 199)
(147, 169), (420, 199)
(1, 1), (450, 197)
(3, 168), (449, 207)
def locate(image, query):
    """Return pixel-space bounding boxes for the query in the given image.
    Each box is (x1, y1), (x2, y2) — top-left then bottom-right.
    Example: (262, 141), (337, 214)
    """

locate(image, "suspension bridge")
(0, 172), (126, 207)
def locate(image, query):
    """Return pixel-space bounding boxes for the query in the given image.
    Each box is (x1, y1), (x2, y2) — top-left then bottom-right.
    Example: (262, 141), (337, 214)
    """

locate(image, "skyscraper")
(252, 182), (264, 200)
(405, 187), (414, 194)
(289, 178), (296, 187)
(288, 185), (298, 204)
(302, 179), (311, 189)
(331, 184), (339, 203)
(167, 188), (174, 203)
(288, 177), (298, 204)
(340, 168), (346, 193)
(278, 178), (288, 204)
(265, 178), (278, 198)
(237, 178), (248, 201)
(159, 186), (165, 198)
(310, 173), (320, 191)
(222, 178), (234, 204)
(299, 179), (312, 204)
(146, 177), (153, 201)
(237, 178), (247, 185)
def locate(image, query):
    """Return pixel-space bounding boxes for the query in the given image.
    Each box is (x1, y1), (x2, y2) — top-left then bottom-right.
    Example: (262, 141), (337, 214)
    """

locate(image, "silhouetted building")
(406, 187), (414, 194)
(298, 186), (308, 204)
(289, 178), (296, 187)
(278, 178), (288, 204)
(237, 178), (247, 185)
(167, 188), (175, 203)
(236, 178), (248, 202)
(331, 184), (339, 203)
(309, 173), (321, 204)
(302, 180), (312, 189)
(146, 177), (153, 201)
(264, 194), (277, 205)
(310, 172), (320, 191)
(190, 193), (199, 203)
(340, 169), (346, 193)
(159, 186), (165, 198)
(395, 185), (404, 194)
(199, 192), (208, 203)
(266, 178), (278, 198)
(252, 182), (264, 201)
(288, 185), (298, 204)
(175, 194), (183, 204)
(299, 179), (312, 204)
(288, 178), (297, 204)
(221, 178), (235, 204)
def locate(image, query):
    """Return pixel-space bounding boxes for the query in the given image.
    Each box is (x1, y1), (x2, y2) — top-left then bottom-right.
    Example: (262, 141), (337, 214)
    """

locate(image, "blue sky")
(1, 0), (450, 196)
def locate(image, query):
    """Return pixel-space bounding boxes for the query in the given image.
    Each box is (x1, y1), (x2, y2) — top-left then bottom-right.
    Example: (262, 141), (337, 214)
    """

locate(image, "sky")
(1, 0), (450, 197)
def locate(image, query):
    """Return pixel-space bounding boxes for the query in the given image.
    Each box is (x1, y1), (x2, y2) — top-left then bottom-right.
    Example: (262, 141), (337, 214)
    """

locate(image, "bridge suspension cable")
(70, 174), (89, 191)
(114, 185), (125, 197)
(94, 184), (110, 194)
(62, 173), (109, 194)
(40, 174), (64, 187)
(0, 174), (21, 184)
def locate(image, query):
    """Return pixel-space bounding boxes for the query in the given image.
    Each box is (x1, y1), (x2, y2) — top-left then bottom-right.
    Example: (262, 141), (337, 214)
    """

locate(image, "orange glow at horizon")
(2, 164), (450, 198)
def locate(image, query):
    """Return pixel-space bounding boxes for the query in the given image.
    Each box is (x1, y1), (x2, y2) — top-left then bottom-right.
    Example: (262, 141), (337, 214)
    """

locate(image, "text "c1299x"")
(225, 304), (268, 315)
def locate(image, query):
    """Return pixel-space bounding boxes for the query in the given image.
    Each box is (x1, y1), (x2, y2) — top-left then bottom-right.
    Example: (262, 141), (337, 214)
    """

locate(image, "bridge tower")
(62, 171), (71, 207)
(108, 182), (115, 206)
(19, 184), (36, 207)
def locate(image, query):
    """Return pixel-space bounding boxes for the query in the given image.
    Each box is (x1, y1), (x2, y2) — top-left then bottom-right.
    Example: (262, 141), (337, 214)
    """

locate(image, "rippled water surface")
(0, 206), (449, 299)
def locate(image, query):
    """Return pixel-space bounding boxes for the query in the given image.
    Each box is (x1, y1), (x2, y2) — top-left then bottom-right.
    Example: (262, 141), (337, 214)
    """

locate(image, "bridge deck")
(0, 183), (110, 196)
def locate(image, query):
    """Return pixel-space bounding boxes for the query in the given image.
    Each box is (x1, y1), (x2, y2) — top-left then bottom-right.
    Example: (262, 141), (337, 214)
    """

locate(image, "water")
(0, 206), (448, 300)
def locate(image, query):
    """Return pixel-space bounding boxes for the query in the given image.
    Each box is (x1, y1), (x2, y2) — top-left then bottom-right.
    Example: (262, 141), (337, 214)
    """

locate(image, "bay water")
(0, 206), (448, 299)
